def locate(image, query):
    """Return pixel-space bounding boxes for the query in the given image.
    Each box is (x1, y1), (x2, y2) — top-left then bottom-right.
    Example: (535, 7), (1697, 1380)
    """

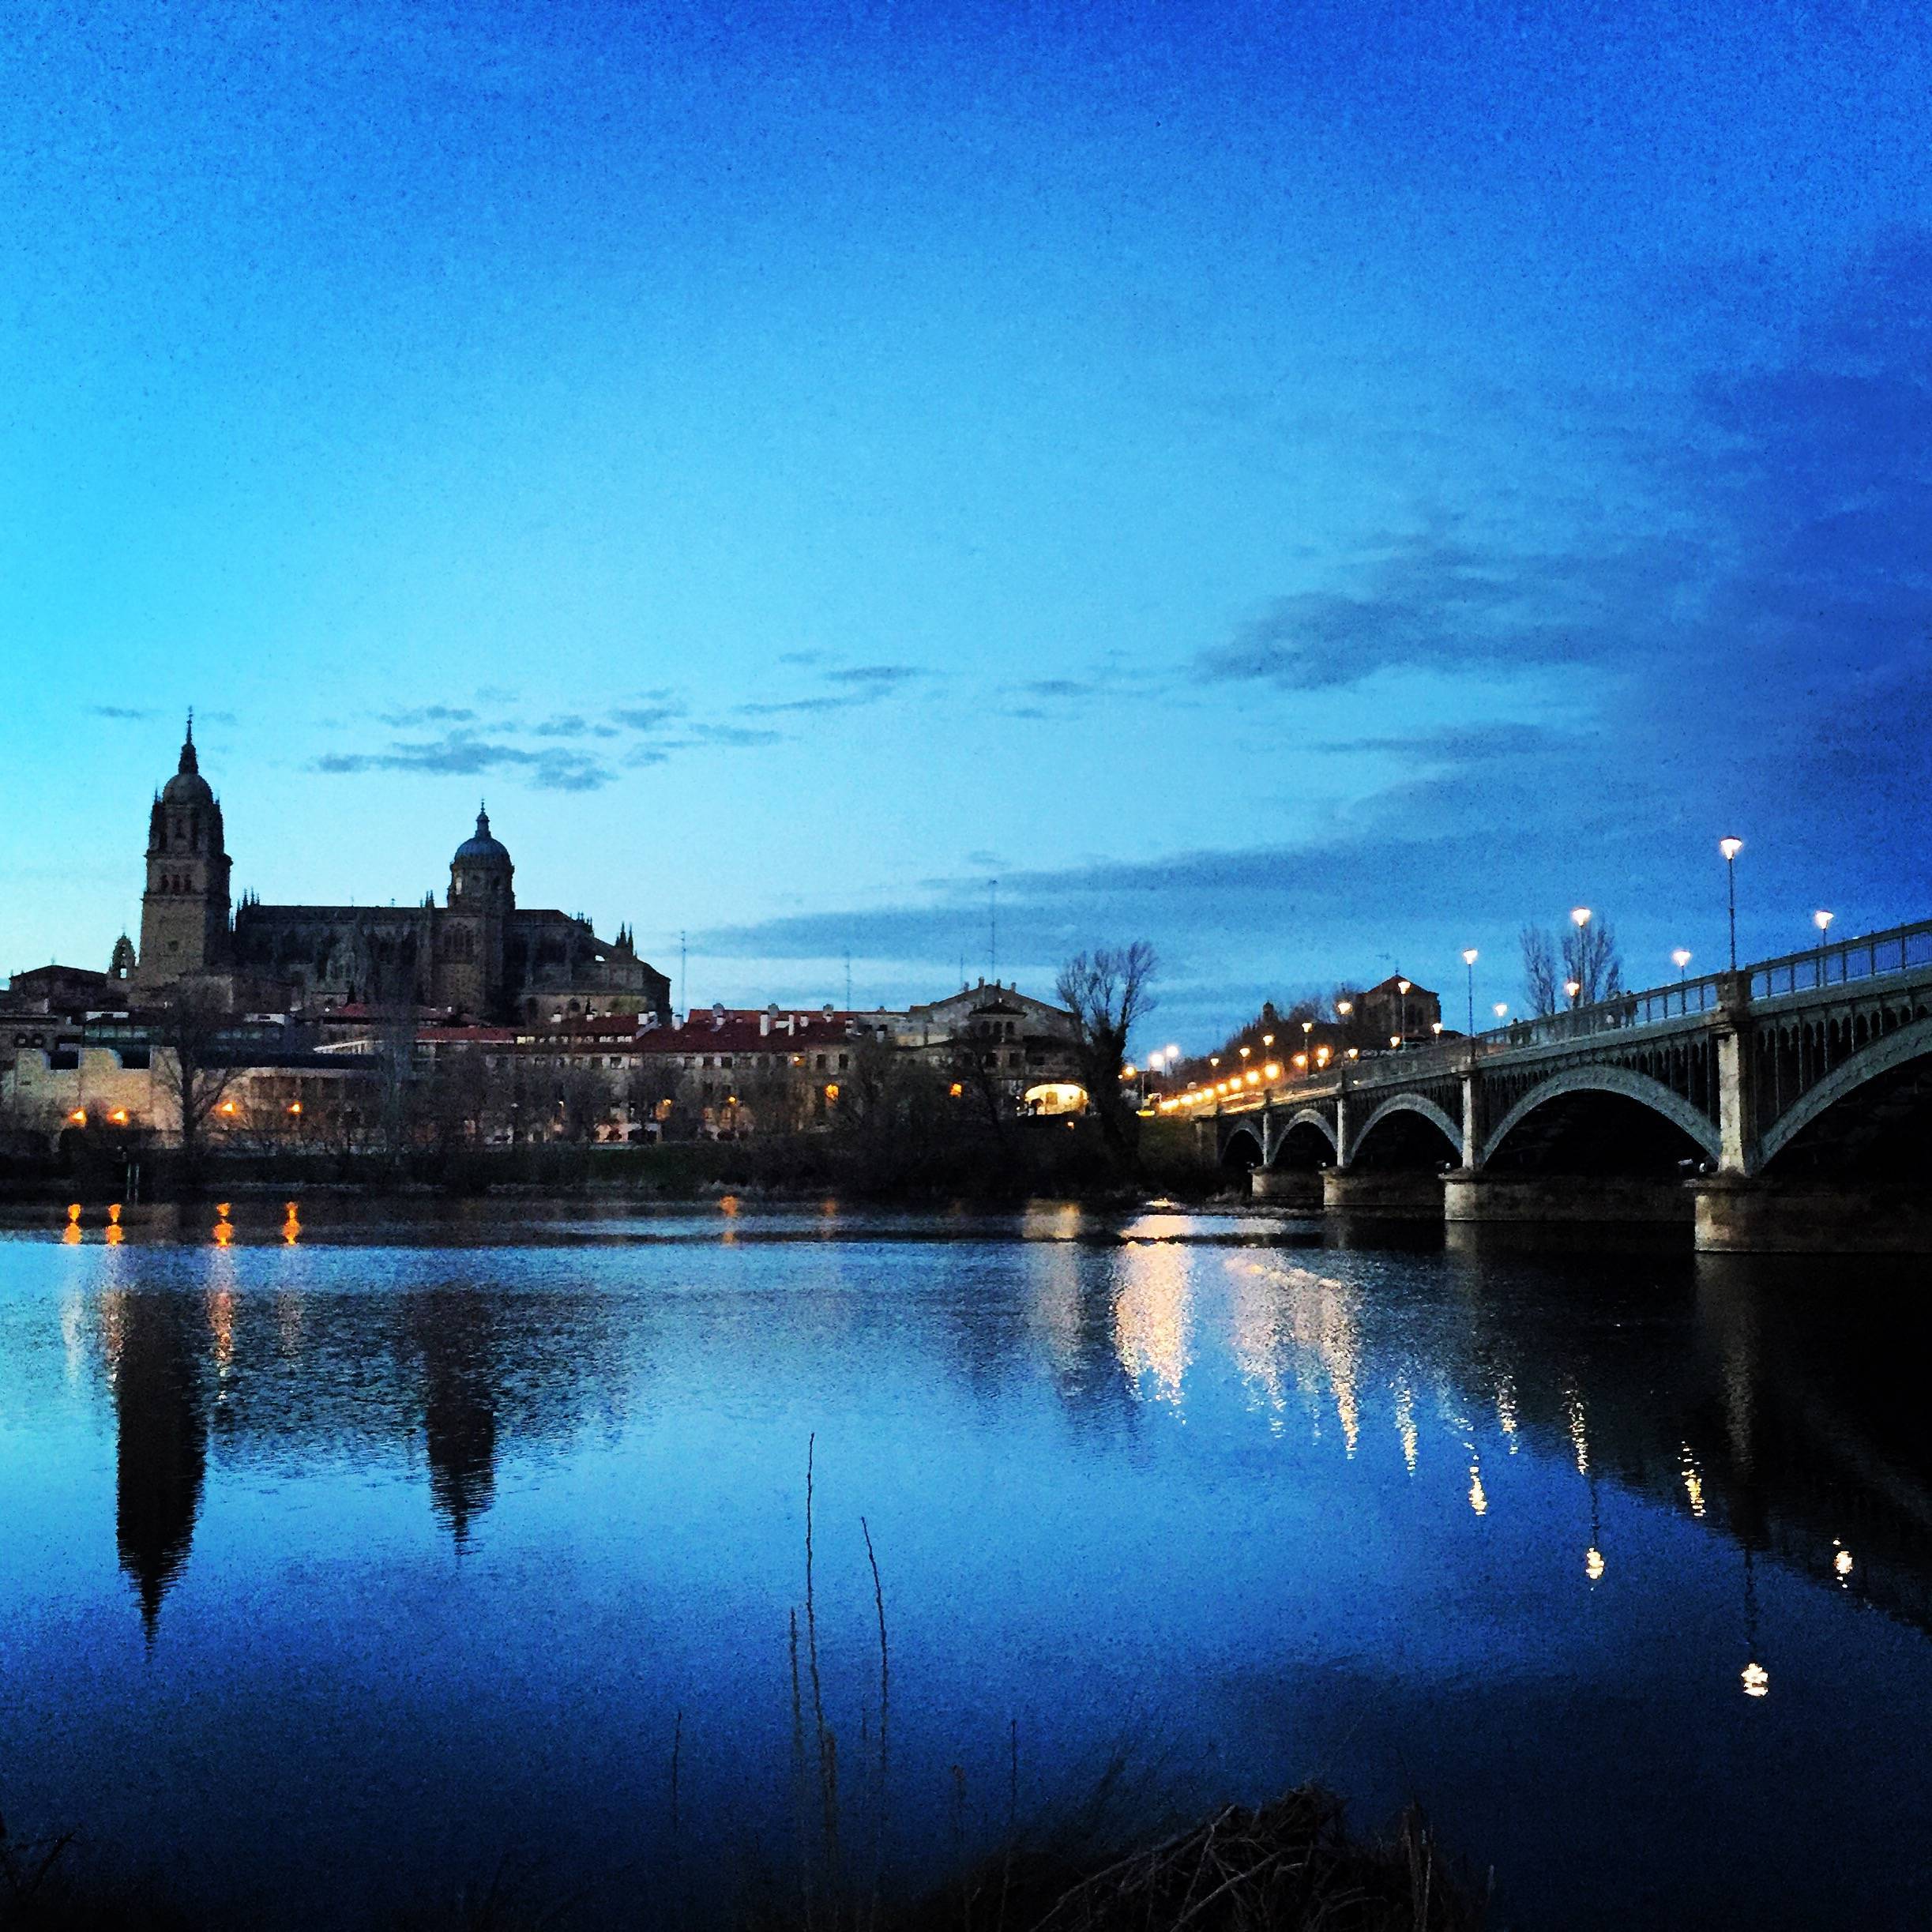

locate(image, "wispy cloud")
(825, 663), (923, 690)
(380, 705), (477, 727)
(318, 732), (612, 792)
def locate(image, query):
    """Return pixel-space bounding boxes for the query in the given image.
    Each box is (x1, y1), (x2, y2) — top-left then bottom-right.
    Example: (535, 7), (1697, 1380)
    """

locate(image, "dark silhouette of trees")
(152, 979), (239, 1190)
(1056, 942), (1158, 1167)
(1520, 919), (1625, 1015)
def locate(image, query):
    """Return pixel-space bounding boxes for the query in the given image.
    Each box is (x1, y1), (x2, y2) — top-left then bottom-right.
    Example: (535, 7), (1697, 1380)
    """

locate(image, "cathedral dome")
(160, 721), (215, 807)
(453, 806), (511, 867)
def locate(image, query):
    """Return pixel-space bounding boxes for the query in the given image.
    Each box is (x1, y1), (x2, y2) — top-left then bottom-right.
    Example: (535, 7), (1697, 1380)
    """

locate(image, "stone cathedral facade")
(132, 723), (669, 1022)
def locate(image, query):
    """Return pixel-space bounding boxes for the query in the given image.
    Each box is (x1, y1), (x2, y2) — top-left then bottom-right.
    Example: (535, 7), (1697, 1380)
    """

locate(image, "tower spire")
(179, 709), (199, 775)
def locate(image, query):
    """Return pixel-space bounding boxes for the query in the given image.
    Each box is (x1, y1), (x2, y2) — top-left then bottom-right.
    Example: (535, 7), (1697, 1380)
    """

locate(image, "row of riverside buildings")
(0, 724), (1085, 1151)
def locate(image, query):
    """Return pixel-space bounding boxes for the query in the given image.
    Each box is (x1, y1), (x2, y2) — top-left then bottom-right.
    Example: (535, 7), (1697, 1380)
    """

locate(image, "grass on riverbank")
(0, 1787), (1483, 1932)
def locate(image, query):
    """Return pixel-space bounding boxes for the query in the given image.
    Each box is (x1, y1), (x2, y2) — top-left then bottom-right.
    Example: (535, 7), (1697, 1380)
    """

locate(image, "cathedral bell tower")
(438, 805), (514, 1017)
(134, 716), (232, 994)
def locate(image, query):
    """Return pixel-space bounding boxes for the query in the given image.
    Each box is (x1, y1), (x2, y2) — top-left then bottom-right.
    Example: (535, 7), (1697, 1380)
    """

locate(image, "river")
(1, 1199), (1927, 1927)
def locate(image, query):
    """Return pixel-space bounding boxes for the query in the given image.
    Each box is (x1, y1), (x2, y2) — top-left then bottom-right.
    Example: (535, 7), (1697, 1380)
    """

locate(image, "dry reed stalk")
(791, 1606), (815, 1932)
(804, 1434), (842, 1904)
(862, 1514), (891, 1932)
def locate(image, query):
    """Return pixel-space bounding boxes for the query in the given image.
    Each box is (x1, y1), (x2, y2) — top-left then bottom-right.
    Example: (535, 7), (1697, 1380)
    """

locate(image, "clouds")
(311, 659), (931, 789)
(694, 232), (1932, 1039)
(317, 731), (610, 793)
(736, 663), (928, 716)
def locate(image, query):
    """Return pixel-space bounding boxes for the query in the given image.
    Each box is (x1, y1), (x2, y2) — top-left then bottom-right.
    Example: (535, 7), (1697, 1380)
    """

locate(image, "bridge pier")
(1443, 1170), (1693, 1225)
(1250, 1168), (1323, 1208)
(1694, 1176), (1932, 1254)
(1322, 1168), (1445, 1218)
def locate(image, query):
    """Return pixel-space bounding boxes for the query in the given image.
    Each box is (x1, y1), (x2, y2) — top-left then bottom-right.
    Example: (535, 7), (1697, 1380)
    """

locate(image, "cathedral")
(131, 721), (669, 1022)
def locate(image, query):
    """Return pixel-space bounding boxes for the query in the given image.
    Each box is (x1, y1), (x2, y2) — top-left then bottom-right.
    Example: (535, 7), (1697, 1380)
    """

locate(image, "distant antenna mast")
(989, 878), (998, 983)
(679, 929), (687, 1019)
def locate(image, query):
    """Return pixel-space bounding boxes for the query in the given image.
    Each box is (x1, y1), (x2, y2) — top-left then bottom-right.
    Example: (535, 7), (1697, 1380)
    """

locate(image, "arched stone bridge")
(1194, 919), (1932, 1251)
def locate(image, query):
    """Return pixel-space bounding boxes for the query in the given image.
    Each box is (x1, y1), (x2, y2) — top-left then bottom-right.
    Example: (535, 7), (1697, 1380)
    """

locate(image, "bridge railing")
(1749, 919), (1932, 1000)
(1182, 917), (1932, 1113)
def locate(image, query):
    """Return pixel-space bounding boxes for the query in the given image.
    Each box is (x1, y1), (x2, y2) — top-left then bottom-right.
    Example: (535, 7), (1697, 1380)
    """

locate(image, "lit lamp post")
(1564, 979), (1581, 1009)
(1673, 947), (1692, 980)
(1720, 836), (1744, 970)
(1492, 1002), (1509, 1024)
(1814, 908), (1834, 987)
(1300, 1017), (1313, 1075)
(1396, 979), (1411, 1046)
(1569, 907), (1592, 1005)
(1461, 948), (1478, 1036)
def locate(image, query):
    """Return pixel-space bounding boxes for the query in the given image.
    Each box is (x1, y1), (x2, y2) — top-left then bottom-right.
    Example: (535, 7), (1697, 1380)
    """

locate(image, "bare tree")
(551, 1059), (615, 1143)
(415, 1047), (498, 1156)
(945, 1035), (1013, 1150)
(739, 1056), (803, 1136)
(623, 1061), (682, 1141)
(1520, 927), (1560, 1017)
(1521, 919), (1625, 1014)
(1565, 918), (1625, 1005)
(1055, 942), (1158, 1166)
(152, 979), (240, 1188)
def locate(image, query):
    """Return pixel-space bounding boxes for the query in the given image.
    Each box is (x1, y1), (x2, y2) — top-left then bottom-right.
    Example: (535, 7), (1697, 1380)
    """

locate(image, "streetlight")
(1720, 837), (1744, 970)
(1396, 978), (1411, 1043)
(1564, 979), (1582, 1008)
(1461, 948), (1478, 1035)
(1300, 1017), (1313, 1071)
(1569, 908), (1592, 1005)
(1814, 909), (1834, 987)
(1493, 1001), (1509, 1023)
(1672, 948), (1692, 979)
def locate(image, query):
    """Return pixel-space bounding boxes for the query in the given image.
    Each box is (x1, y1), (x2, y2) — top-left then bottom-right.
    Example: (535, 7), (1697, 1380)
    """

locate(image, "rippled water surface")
(2, 1200), (1930, 1928)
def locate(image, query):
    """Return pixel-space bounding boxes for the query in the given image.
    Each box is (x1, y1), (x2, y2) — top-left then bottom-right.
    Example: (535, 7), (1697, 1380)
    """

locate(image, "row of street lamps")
(1154, 836), (1849, 1103)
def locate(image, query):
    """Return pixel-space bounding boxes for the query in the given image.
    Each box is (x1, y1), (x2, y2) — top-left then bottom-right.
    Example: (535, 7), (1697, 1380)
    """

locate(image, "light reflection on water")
(1, 1206), (1931, 1928)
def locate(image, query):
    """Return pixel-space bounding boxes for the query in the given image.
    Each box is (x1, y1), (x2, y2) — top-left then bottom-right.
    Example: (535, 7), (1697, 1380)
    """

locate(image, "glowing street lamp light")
(1814, 908), (1834, 987)
(1720, 836), (1744, 969)
(1569, 908), (1592, 1006)
(1564, 979), (1581, 1007)
(1492, 1001), (1509, 1022)
(1672, 947), (1692, 979)
(1460, 947), (1478, 1034)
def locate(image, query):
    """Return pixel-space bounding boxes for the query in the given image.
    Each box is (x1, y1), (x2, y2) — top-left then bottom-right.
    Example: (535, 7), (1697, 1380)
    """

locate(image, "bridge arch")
(1350, 1094), (1461, 1167)
(1269, 1108), (1339, 1167)
(1220, 1122), (1266, 1172)
(1480, 1065), (1720, 1169)
(1756, 1013), (1932, 1171)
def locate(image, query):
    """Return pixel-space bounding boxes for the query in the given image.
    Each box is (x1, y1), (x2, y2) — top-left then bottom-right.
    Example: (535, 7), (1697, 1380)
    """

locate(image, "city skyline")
(6, 3), (1931, 1043)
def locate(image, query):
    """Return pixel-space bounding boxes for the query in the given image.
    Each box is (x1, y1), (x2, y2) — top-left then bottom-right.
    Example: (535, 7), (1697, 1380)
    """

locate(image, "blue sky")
(5, 1), (1930, 1046)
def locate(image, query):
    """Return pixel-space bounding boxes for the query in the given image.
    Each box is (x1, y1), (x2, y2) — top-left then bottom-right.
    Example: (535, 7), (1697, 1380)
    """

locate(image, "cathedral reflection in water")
(89, 1231), (1932, 1656)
